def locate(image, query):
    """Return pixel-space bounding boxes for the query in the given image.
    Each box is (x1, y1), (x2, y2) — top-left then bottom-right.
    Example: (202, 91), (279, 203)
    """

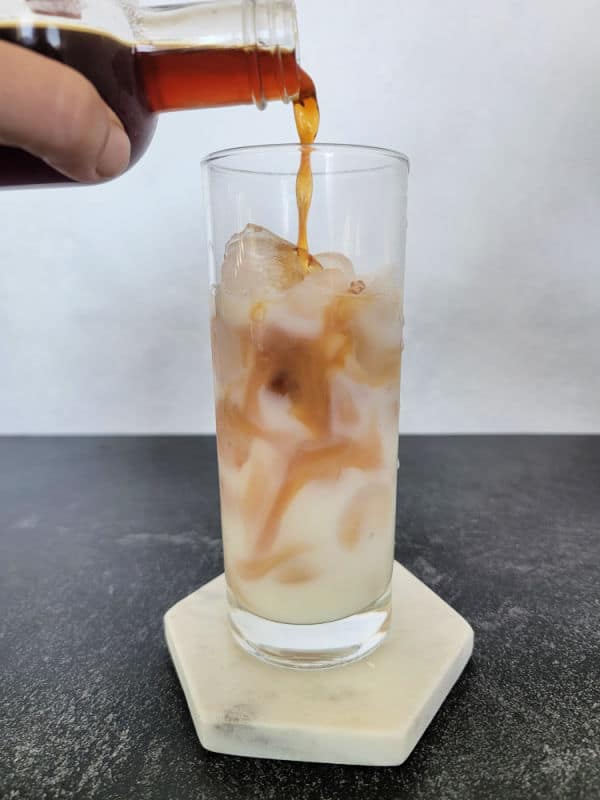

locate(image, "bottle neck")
(133, 0), (301, 112)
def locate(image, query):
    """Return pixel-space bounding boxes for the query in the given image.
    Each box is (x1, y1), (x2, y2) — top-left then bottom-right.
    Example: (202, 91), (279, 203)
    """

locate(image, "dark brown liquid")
(138, 44), (300, 112)
(0, 24), (309, 188)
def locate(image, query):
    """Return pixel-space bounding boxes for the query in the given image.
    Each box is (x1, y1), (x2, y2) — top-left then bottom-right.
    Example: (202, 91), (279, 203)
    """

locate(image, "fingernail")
(96, 121), (131, 179)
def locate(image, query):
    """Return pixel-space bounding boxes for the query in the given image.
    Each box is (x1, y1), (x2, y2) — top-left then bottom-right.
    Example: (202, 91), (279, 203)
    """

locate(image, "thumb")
(0, 41), (131, 182)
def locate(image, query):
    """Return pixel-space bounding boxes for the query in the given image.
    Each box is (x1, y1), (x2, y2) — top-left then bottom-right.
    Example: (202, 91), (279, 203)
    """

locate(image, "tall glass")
(203, 144), (409, 669)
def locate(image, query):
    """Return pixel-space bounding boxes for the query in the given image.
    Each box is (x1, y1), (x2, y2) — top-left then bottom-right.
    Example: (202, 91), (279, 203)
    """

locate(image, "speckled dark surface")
(1, 436), (599, 799)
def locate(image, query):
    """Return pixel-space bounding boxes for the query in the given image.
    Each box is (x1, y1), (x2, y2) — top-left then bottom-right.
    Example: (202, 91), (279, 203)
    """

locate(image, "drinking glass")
(202, 143), (409, 669)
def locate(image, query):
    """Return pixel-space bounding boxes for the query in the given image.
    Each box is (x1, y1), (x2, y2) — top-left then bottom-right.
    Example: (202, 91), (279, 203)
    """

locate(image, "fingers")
(0, 41), (131, 182)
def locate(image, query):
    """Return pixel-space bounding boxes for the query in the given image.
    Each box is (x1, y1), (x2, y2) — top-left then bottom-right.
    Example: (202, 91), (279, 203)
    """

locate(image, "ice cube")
(265, 265), (351, 339)
(314, 251), (355, 277)
(213, 285), (255, 329)
(280, 254), (353, 319)
(350, 289), (404, 385)
(337, 482), (394, 550)
(239, 438), (288, 540)
(302, 267), (352, 294)
(221, 224), (321, 293)
(210, 313), (246, 388)
(355, 290), (404, 351)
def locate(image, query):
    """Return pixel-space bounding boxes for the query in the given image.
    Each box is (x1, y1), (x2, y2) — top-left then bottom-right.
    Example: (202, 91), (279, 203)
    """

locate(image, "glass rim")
(201, 142), (410, 177)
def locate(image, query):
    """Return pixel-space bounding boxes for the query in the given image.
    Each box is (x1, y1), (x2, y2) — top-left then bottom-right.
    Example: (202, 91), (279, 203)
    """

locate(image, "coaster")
(164, 561), (473, 766)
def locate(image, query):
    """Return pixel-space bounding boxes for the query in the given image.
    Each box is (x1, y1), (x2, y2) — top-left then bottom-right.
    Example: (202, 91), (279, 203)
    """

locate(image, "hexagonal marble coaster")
(164, 562), (473, 766)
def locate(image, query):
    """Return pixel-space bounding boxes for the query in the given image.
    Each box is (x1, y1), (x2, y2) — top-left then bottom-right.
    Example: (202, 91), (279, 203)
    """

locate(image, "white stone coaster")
(164, 562), (474, 766)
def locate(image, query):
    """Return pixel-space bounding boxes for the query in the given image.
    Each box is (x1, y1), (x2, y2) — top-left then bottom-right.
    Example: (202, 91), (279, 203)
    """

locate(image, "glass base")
(227, 582), (392, 670)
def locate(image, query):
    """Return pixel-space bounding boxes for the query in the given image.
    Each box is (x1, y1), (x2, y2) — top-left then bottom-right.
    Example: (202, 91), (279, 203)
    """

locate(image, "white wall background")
(1, 0), (599, 434)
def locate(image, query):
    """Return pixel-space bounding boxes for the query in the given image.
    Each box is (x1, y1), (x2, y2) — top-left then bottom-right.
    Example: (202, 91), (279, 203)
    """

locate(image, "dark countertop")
(0, 436), (598, 800)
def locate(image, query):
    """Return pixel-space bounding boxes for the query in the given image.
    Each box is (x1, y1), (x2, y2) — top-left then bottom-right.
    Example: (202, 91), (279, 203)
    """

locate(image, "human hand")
(0, 41), (131, 182)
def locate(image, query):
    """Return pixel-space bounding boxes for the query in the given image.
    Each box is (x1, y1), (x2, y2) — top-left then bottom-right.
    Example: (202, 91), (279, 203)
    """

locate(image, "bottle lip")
(202, 143), (411, 175)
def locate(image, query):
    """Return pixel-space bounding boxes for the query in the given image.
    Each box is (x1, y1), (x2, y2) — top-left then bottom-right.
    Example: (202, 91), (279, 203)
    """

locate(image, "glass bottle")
(0, 0), (302, 187)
